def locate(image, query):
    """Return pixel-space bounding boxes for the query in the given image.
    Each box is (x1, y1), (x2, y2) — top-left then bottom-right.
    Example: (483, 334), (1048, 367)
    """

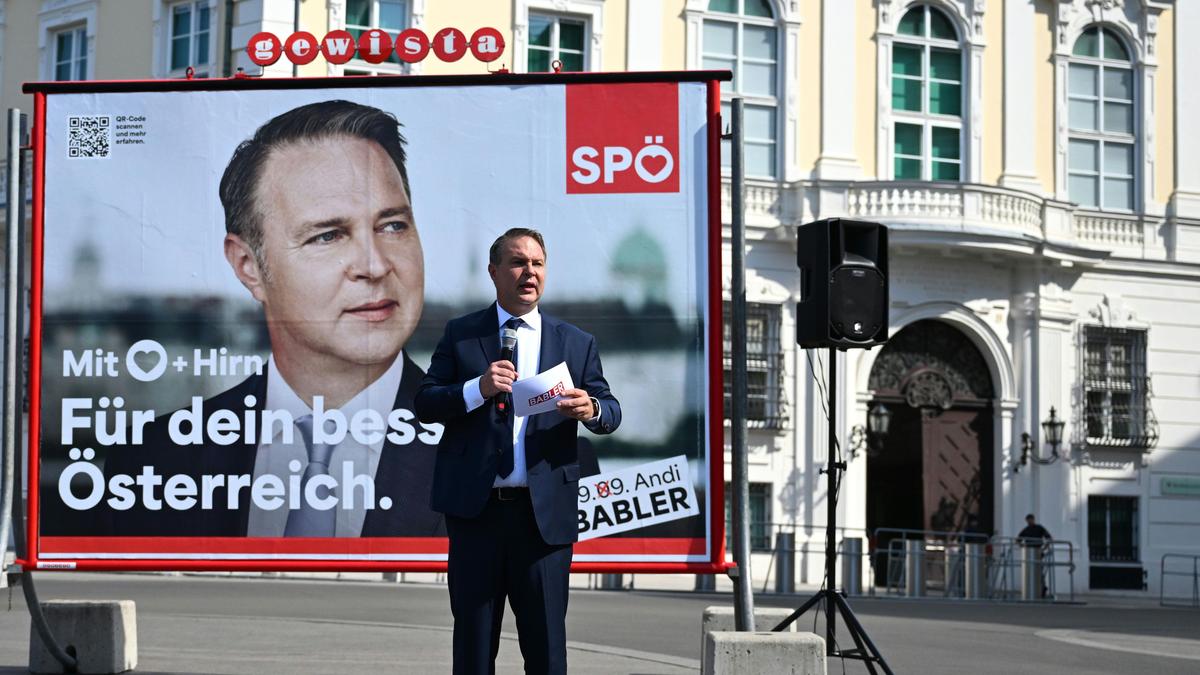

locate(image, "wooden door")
(921, 409), (990, 533)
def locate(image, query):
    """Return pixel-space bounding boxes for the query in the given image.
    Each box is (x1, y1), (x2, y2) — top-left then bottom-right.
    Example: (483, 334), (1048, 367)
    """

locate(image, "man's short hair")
(1025, 513), (1036, 520)
(219, 100), (411, 257)
(489, 228), (547, 265)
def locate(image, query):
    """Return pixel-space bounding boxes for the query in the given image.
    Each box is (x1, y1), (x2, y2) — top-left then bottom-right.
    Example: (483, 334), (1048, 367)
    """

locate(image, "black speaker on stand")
(777, 218), (893, 674)
(796, 218), (889, 348)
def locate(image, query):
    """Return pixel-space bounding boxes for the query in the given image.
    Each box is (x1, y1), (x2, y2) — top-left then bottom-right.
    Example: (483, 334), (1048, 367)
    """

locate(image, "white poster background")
(38, 81), (713, 563)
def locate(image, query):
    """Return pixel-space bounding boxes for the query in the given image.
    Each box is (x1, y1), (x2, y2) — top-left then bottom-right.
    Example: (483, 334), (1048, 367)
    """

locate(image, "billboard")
(24, 72), (726, 572)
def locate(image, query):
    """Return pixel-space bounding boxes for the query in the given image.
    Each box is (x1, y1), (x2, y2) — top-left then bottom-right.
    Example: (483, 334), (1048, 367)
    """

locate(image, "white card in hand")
(512, 361), (575, 417)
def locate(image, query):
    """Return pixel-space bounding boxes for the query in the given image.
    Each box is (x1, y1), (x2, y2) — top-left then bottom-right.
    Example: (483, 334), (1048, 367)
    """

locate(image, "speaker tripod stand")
(773, 347), (893, 675)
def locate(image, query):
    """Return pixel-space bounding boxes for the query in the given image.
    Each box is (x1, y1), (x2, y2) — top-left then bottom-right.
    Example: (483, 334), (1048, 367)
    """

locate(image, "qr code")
(67, 116), (111, 158)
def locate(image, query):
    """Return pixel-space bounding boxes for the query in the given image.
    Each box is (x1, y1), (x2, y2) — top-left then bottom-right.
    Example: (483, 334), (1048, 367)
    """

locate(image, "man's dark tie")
(497, 317), (523, 479)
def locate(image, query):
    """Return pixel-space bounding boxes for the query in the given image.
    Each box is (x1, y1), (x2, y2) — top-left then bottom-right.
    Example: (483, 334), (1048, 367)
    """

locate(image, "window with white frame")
(890, 4), (962, 181)
(527, 13), (587, 72)
(702, 0), (778, 179)
(53, 26), (88, 82)
(1067, 26), (1135, 211)
(168, 1), (211, 76)
(1083, 326), (1156, 448)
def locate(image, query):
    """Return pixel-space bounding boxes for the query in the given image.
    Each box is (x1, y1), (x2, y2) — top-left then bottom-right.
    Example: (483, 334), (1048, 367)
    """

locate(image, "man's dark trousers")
(415, 303), (621, 675)
(446, 492), (572, 674)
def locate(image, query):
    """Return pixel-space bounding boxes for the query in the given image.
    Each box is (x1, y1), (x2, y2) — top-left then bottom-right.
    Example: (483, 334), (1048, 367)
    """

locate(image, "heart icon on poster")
(126, 339), (168, 382)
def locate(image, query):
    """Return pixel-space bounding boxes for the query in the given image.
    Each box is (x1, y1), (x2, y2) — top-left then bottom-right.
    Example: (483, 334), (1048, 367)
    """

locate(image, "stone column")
(1000, 0), (1043, 194)
(815, 2), (861, 179)
(1172, 0), (1200, 218)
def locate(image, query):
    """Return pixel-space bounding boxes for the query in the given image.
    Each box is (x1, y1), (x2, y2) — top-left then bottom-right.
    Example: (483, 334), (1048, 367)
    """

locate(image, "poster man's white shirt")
(246, 351), (405, 536)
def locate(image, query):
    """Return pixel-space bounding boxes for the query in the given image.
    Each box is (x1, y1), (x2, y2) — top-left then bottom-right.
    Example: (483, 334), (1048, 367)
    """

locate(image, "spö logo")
(566, 83), (680, 194)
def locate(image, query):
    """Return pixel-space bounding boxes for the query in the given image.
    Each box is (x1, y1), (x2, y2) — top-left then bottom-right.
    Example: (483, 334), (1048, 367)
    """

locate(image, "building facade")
(1, 0), (1197, 596)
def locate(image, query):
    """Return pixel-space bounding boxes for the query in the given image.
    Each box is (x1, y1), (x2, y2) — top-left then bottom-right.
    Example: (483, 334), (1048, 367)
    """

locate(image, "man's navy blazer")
(102, 354), (445, 538)
(414, 304), (621, 546)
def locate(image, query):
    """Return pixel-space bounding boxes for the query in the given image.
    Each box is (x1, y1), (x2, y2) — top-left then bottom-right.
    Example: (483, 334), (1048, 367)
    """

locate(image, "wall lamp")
(1014, 407), (1065, 473)
(849, 403), (892, 460)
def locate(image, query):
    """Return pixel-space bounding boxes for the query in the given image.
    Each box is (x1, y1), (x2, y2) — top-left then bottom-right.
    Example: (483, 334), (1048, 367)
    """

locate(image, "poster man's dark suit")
(103, 354), (445, 537)
(414, 304), (620, 674)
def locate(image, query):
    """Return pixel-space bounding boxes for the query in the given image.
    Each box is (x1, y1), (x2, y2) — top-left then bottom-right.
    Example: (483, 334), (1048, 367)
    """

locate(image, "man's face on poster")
(231, 135), (424, 374)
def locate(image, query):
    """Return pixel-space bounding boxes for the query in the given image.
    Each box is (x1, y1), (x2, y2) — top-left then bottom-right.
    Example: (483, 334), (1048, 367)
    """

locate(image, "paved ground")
(0, 573), (1196, 673)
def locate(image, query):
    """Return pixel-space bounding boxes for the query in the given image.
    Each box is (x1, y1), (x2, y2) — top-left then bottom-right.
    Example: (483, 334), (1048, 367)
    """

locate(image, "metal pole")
(2, 109), (26, 580)
(904, 539), (925, 597)
(5, 108), (75, 671)
(222, 0), (235, 77)
(775, 531), (795, 594)
(293, 0), (301, 78)
(842, 537), (863, 597)
(825, 347), (837, 651)
(964, 542), (986, 599)
(729, 97), (755, 631)
(1021, 544), (1042, 601)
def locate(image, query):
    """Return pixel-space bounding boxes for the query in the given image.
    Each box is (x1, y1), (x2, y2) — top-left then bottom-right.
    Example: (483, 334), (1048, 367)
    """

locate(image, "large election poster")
(28, 74), (723, 570)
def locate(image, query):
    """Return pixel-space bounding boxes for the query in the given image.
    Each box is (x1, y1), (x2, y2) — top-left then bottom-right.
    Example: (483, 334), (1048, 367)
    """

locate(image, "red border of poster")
(22, 71), (731, 574)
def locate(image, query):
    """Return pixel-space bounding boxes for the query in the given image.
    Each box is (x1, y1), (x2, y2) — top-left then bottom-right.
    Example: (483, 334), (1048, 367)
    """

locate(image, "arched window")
(890, 4), (962, 181)
(702, 0), (778, 178)
(1067, 26), (1134, 211)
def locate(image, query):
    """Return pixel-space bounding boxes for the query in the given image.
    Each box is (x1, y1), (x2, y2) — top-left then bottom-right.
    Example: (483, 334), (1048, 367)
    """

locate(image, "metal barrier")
(872, 528), (1075, 602)
(735, 523), (1077, 603)
(942, 541), (969, 598)
(874, 528), (988, 598)
(753, 523), (873, 594)
(986, 537), (1076, 603)
(1160, 554), (1200, 608)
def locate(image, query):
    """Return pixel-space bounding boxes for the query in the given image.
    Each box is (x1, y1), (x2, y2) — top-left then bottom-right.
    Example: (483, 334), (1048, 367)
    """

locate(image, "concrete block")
(29, 600), (136, 674)
(702, 606), (797, 672)
(704, 631), (826, 675)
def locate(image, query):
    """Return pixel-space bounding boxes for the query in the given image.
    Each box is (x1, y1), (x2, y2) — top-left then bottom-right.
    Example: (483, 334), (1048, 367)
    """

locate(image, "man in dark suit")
(415, 228), (621, 675)
(104, 100), (444, 538)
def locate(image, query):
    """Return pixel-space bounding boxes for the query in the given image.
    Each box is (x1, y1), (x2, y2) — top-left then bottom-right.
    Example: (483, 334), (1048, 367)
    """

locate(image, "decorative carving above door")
(869, 319), (993, 409)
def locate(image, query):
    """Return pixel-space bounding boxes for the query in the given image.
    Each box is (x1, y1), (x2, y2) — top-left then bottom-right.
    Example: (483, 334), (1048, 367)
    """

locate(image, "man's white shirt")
(463, 306), (542, 488)
(246, 351), (407, 537)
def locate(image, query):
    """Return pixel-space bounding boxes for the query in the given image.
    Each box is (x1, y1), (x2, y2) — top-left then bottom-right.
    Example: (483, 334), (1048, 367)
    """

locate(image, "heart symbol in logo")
(126, 339), (168, 382)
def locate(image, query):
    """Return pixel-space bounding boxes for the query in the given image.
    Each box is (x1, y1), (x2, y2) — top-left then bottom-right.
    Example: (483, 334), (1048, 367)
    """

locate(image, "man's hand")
(480, 360), (518, 399)
(556, 388), (595, 421)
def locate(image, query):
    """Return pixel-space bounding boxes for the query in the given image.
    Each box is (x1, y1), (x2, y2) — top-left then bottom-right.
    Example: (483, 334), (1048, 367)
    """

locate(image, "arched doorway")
(866, 320), (995, 539)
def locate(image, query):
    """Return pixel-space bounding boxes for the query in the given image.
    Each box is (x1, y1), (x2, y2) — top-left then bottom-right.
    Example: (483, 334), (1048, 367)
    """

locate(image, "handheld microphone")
(497, 326), (518, 413)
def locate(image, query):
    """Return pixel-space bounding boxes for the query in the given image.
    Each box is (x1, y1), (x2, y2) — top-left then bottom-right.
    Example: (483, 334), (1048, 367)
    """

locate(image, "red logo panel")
(566, 83), (679, 194)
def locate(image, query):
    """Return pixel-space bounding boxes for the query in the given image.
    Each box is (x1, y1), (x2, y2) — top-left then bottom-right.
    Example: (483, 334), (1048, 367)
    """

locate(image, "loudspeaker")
(796, 218), (888, 349)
